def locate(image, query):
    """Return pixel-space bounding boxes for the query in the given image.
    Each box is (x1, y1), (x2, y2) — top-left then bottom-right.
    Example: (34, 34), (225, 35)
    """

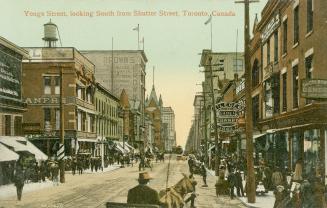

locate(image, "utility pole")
(59, 65), (65, 183)
(235, 0), (259, 203)
(208, 56), (220, 176)
(202, 83), (208, 166)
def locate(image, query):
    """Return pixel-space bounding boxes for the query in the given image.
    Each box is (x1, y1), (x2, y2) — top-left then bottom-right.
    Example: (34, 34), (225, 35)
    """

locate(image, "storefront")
(259, 103), (327, 182)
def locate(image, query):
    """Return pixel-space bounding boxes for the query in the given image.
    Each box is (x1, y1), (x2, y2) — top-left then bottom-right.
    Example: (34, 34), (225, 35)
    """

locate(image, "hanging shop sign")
(301, 79), (327, 99)
(215, 102), (244, 133)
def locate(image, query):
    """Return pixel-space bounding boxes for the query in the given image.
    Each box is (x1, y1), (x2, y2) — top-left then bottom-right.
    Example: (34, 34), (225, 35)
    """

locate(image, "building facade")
(81, 50), (147, 146)
(250, 0), (327, 179)
(22, 47), (97, 156)
(0, 37), (28, 136)
(161, 106), (176, 151)
(94, 83), (123, 160)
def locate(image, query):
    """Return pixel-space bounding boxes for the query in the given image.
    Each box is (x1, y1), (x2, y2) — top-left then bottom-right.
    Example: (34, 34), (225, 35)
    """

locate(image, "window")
(55, 109), (60, 130)
(218, 59), (224, 71)
(273, 73), (280, 114)
(305, 55), (313, 104)
(307, 0), (313, 33)
(282, 73), (287, 111)
(274, 31), (278, 62)
(44, 108), (51, 123)
(252, 60), (259, 87)
(283, 20), (288, 54)
(303, 129), (320, 176)
(267, 39), (271, 64)
(82, 112), (86, 131)
(264, 79), (273, 118)
(294, 6), (299, 44)
(293, 65), (299, 108)
(77, 111), (82, 131)
(233, 59), (243, 72)
(44, 76), (51, 94)
(252, 95), (259, 125)
(54, 76), (60, 95)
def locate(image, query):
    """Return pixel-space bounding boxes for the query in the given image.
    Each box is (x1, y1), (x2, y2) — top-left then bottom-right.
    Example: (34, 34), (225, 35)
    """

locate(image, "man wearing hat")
(127, 172), (161, 205)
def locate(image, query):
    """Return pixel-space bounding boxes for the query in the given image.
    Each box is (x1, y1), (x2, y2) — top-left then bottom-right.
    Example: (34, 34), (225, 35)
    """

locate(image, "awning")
(78, 138), (97, 143)
(0, 143), (19, 162)
(253, 133), (267, 140)
(266, 123), (314, 133)
(0, 136), (48, 161)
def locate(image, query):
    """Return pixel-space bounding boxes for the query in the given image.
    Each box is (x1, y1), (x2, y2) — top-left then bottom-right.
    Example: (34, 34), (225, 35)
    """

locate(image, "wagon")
(106, 202), (159, 208)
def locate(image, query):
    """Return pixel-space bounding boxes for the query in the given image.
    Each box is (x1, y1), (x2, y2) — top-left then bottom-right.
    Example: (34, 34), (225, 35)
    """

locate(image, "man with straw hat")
(127, 172), (160, 205)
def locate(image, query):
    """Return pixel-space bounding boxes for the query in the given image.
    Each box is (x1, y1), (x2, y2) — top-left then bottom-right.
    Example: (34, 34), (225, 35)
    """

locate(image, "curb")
(236, 196), (261, 208)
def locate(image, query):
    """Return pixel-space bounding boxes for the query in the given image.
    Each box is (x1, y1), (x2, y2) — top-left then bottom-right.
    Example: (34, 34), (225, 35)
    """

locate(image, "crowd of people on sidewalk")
(187, 153), (327, 207)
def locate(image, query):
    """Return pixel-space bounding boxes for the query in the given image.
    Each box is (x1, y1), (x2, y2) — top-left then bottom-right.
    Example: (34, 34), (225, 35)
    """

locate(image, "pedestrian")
(273, 185), (287, 208)
(71, 158), (76, 175)
(292, 159), (303, 182)
(14, 161), (25, 201)
(139, 154), (145, 171)
(200, 163), (208, 187)
(227, 169), (236, 199)
(188, 156), (194, 175)
(235, 169), (244, 197)
(50, 162), (59, 186)
(271, 167), (284, 188)
(40, 161), (46, 182)
(127, 172), (161, 205)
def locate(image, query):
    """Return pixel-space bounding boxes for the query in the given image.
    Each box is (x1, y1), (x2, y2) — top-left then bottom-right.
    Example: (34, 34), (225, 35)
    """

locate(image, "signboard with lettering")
(0, 50), (21, 100)
(261, 14), (280, 43)
(301, 79), (327, 99)
(214, 102), (244, 133)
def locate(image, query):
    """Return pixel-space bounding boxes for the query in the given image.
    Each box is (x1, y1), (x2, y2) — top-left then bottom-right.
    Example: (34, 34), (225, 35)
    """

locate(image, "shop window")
(14, 116), (22, 136)
(303, 129), (320, 177)
(274, 31), (278, 63)
(275, 132), (289, 170)
(292, 132), (301, 170)
(307, 0), (313, 33)
(294, 6), (299, 45)
(292, 65), (299, 108)
(4, 115), (11, 136)
(305, 55), (313, 104)
(282, 73), (287, 111)
(54, 76), (60, 95)
(283, 19), (288, 54)
(44, 76), (51, 94)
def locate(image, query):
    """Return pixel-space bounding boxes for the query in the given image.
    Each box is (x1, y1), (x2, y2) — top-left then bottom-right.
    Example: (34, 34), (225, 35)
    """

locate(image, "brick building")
(250, 0), (327, 178)
(22, 47), (97, 157)
(0, 37), (28, 136)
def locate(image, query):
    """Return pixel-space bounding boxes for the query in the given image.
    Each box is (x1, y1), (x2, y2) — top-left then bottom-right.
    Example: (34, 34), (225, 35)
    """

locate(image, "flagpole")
(210, 17), (212, 51)
(143, 37), (144, 51)
(138, 24), (140, 50)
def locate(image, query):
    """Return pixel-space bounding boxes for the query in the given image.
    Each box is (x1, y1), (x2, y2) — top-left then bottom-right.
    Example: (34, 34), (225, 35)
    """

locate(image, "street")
(0, 155), (245, 208)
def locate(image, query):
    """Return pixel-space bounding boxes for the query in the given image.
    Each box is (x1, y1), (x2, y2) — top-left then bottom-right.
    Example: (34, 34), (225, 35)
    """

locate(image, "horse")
(159, 174), (197, 208)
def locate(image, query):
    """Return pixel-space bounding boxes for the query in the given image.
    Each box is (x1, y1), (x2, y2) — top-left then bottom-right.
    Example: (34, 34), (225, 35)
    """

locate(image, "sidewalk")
(207, 169), (275, 208)
(237, 192), (274, 208)
(0, 164), (121, 200)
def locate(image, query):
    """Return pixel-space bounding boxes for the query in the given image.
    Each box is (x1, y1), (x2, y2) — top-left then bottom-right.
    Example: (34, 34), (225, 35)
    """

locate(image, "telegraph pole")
(208, 56), (220, 176)
(202, 83), (208, 166)
(59, 65), (65, 183)
(235, 0), (258, 203)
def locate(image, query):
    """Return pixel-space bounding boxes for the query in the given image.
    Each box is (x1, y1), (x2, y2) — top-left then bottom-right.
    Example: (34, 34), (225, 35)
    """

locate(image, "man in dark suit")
(127, 172), (161, 205)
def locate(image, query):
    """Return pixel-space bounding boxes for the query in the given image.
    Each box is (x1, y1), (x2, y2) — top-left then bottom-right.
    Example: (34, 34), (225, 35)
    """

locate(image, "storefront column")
(288, 130), (293, 171)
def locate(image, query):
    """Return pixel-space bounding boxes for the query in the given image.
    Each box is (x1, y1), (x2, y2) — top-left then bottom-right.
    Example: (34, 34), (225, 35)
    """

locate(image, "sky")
(1, 0), (268, 148)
